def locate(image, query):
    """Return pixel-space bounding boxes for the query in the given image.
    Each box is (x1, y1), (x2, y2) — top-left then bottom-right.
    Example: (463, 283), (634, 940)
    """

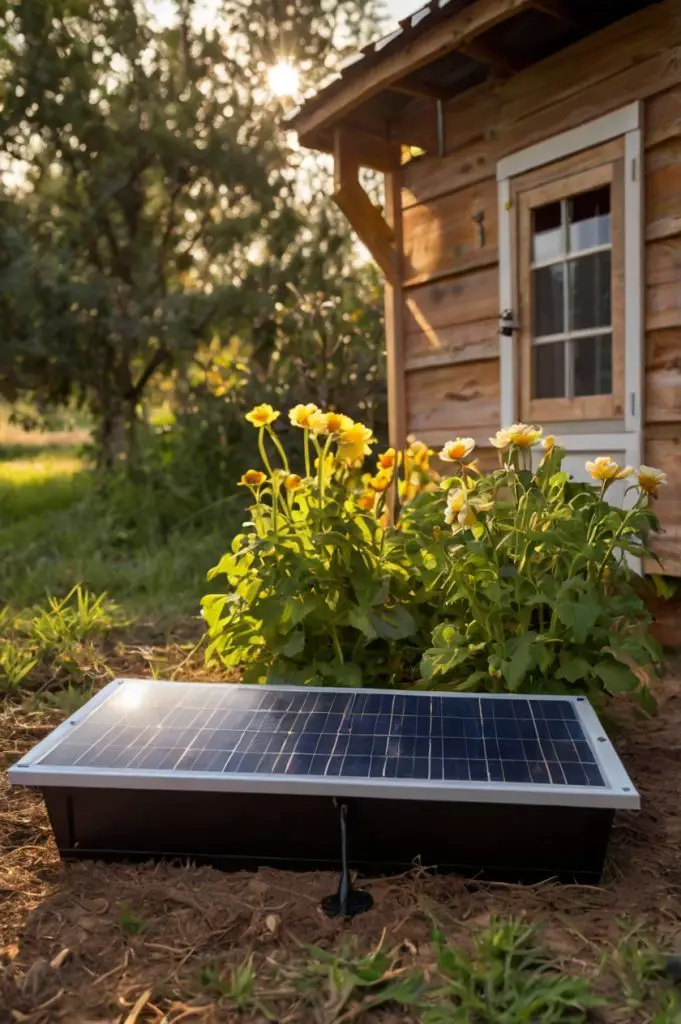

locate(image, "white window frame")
(496, 102), (644, 471)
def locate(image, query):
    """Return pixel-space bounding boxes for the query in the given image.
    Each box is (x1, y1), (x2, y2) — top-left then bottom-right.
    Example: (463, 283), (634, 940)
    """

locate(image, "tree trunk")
(95, 400), (137, 472)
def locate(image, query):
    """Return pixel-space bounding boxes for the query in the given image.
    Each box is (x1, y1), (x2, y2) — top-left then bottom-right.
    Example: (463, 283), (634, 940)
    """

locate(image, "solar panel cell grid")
(33, 684), (605, 788)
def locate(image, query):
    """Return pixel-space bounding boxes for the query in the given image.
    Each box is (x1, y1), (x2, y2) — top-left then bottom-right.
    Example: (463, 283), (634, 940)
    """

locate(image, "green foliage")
(203, 408), (439, 687)
(0, 584), (126, 693)
(421, 920), (603, 1023)
(0, 0), (386, 469)
(406, 437), (664, 710)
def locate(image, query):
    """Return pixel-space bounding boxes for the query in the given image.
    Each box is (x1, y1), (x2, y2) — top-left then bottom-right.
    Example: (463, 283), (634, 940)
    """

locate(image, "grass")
(0, 447), (240, 627)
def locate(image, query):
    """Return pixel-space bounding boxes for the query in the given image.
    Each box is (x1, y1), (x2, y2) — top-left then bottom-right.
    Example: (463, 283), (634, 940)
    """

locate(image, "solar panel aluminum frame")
(9, 679), (639, 811)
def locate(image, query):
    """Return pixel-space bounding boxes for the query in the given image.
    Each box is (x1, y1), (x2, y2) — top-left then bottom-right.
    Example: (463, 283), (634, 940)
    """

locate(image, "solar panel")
(10, 679), (637, 809)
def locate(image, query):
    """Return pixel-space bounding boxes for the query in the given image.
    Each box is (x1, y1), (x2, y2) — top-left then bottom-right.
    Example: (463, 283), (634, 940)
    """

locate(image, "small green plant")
(198, 956), (278, 1017)
(406, 428), (665, 710)
(0, 640), (38, 690)
(422, 919), (603, 1023)
(20, 584), (128, 652)
(31, 681), (97, 715)
(0, 585), (127, 695)
(118, 903), (149, 936)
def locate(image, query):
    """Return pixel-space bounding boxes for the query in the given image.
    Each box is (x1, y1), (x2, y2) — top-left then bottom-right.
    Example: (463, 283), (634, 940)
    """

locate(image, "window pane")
(533, 264), (565, 337)
(533, 342), (566, 399)
(573, 335), (613, 396)
(568, 251), (611, 331)
(532, 201), (563, 263)
(569, 186), (611, 252)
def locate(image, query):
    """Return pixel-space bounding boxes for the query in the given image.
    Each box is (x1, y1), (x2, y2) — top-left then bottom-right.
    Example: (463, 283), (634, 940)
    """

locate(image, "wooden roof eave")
(288, 0), (543, 148)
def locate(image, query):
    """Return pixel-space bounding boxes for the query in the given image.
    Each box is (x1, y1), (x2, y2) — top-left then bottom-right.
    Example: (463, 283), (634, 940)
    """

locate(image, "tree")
(0, 0), (385, 467)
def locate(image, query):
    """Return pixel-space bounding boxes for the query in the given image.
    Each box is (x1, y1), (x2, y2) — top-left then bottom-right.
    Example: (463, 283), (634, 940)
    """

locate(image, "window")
(515, 153), (625, 422)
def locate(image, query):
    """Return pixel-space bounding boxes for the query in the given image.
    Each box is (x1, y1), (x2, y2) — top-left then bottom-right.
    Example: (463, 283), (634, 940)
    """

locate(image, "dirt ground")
(2, 676), (681, 1023)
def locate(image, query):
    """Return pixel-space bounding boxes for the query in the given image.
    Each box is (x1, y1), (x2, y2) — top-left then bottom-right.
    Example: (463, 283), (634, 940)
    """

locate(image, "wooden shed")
(289, 0), (681, 575)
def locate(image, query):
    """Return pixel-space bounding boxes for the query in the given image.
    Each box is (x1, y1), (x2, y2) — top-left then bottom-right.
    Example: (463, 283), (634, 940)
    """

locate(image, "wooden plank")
(404, 266), (499, 337)
(644, 436), (681, 575)
(293, 0), (534, 140)
(645, 329), (681, 424)
(406, 359), (500, 435)
(646, 84), (681, 149)
(646, 239), (681, 333)
(384, 172), (407, 449)
(405, 322), (500, 371)
(498, 48), (681, 164)
(646, 137), (681, 242)
(402, 177), (498, 285)
(397, 83), (500, 166)
(401, 142), (495, 210)
(500, 0), (679, 128)
(332, 125), (401, 173)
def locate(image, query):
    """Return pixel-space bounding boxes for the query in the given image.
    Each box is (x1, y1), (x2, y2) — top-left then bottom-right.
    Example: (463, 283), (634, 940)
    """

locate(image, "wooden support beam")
(292, 0), (535, 140)
(333, 127), (398, 284)
(387, 75), (450, 101)
(528, 0), (576, 24)
(458, 38), (528, 75)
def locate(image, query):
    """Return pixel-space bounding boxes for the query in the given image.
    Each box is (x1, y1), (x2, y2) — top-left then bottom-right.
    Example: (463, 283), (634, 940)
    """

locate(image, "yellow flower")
(585, 456), (634, 482)
(369, 471), (392, 493)
(289, 403), (319, 429)
(356, 492), (375, 511)
(309, 410), (353, 435)
(444, 487), (467, 524)
(406, 440), (432, 471)
(489, 423), (542, 449)
(314, 452), (336, 477)
(284, 473), (302, 491)
(338, 422), (374, 463)
(542, 435), (556, 451)
(245, 404), (280, 428)
(377, 448), (397, 470)
(439, 437), (475, 462)
(239, 469), (266, 488)
(637, 465), (667, 496)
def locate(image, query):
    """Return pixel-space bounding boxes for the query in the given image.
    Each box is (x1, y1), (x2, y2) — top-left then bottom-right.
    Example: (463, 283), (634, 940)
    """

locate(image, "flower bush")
(202, 405), (440, 687)
(204, 409), (665, 710)
(404, 425), (666, 711)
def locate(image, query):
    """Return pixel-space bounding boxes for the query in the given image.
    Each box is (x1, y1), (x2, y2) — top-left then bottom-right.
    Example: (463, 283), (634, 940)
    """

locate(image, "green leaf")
(556, 656), (592, 684)
(593, 660), (638, 694)
(555, 592), (601, 644)
(500, 632), (535, 691)
(345, 608), (378, 640)
(368, 605), (416, 641)
(279, 629), (305, 657)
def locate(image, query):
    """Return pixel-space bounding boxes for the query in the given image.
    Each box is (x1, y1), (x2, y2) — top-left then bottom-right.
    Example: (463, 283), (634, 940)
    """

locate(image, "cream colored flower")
(542, 435), (556, 451)
(245, 404), (280, 428)
(586, 456), (634, 482)
(439, 437), (475, 462)
(444, 486), (493, 531)
(490, 423), (542, 449)
(637, 465), (667, 496)
(288, 403), (319, 429)
(338, 422), (375, 464)
(309, 410), (353, 435)
(239, 469), (267, 488)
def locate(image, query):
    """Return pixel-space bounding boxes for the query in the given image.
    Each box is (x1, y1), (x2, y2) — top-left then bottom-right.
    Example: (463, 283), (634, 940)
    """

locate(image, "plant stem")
(257, 428), (275, 477)
(303, 428), (311, 479)
(330, 623), (344, 663)
(267, 427), (290, 473)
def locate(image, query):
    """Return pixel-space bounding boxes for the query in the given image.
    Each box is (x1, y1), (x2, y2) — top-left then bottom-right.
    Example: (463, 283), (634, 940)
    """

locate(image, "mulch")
(2, 673), (681, 1023)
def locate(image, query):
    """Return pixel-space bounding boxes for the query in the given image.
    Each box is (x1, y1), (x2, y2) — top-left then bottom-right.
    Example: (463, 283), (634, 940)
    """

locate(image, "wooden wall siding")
(405, 359), (500, 436)
(645, 437), (681, 576)
(402, 178), (498, 285)
(646, 331), (681, 425)
(646, 137), (681, 242)
(646, 239), (681, 333)
(405, 318), (499, 371)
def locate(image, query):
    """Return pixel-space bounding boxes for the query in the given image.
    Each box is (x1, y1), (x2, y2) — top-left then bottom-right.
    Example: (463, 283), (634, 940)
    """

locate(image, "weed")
(29, 681), (97, 715)
(198, 956), (277, 1018)
(118, 903), (149, 936)
(0, 640), (38, 690)
(421, 920), (603, 1023)
(21, 584), (128, 651)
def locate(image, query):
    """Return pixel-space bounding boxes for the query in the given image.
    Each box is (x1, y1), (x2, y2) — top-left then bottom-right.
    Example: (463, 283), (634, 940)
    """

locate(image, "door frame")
(496, 102), (644, 468)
